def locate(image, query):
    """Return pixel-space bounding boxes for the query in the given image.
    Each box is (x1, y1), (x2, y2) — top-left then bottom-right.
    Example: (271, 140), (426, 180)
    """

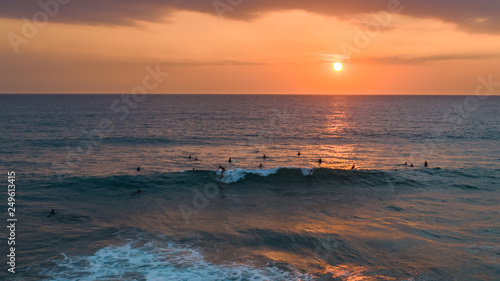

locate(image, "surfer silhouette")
(136, 166), (141, 171)
(217, 165), (226, 179)
(188, 155), (192, 159)
(318, 158), (322, 164)
(424, 161), (428, 167)
(47, 209), (56, 217)
(297, 152), (301, 156)
(228, 157), (232, 163)
(351, 165), (356, 170)
(259, 163), (263, 169)
(133, 189), (141, 196)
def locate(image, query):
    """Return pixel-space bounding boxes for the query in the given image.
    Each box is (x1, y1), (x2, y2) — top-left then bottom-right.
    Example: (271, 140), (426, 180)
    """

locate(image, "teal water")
(0, 94), (499, 280)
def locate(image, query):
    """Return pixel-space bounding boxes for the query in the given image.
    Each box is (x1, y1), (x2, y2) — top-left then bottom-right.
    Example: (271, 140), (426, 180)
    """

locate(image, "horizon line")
(1, 93), (499, 96)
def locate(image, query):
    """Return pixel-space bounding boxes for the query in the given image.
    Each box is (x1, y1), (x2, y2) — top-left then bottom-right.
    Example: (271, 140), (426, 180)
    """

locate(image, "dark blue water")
(0, 94), (499, 280)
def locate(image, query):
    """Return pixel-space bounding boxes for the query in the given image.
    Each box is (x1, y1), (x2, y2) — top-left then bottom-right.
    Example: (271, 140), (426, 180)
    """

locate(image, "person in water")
(188, 155), (192, 159)
(410, 163), (414, 167)
(351, 165), (356, 170)
(259, 163), (263, 169)
(318, 158), (322, 164)
(228, 157), (232, 163)
(137, 166), (141, 171)
(297, 152), (301, 156)
(133, 189), (142, 196)
(217, 165), (226, 179)
(194, 158), (199, 161)
(47, 209), (56, 217)
(262, 154), (267, 159)
(424, 161), (428, 167)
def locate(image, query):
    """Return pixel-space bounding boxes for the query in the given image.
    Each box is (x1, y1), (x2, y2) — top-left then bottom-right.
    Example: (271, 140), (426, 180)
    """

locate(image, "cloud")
(355, 53), (500, 65)
(0, 0), (500, 34)
(317, 52), (500, 65)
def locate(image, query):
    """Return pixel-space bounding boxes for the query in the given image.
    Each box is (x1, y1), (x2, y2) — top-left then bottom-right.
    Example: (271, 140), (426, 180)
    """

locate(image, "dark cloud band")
(0, 0), (499, 34)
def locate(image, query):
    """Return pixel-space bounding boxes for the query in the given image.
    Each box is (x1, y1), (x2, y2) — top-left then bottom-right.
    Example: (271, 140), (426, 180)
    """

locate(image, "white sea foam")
(47, 238), (313, 281)
(215, 167), (279, 183)
(301, 168), (314, 176)
(215, 167), (314, 183)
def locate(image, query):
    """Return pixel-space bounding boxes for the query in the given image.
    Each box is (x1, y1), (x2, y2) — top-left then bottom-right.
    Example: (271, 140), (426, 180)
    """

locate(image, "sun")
(333, 62), (343, 72)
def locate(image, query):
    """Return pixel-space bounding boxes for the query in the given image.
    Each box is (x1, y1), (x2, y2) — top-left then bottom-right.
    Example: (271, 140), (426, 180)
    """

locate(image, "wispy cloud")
(317, 52), (500, 65)
(159, 60), (269, 66)
(363, 53), (500, 64)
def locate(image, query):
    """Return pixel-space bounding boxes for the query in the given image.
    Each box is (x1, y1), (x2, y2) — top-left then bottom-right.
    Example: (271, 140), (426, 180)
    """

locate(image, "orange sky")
(1, 2), (500, 94)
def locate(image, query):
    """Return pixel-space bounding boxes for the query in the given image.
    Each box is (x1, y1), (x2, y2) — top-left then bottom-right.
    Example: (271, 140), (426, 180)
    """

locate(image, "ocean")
(0, 94), (499, 280)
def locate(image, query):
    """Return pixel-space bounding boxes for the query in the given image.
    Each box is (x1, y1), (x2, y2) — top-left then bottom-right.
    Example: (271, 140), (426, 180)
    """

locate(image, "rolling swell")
(42, 167), (499, 195)
(216, 167), (410, 189)
(48, 168), (411, 191)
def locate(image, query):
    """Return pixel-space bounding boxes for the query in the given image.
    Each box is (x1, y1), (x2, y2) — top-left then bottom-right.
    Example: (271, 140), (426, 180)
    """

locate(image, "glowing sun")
(333, 62), (343, 72)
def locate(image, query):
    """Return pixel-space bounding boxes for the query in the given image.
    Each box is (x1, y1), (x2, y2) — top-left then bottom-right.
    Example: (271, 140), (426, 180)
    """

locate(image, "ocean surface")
(0, 94), (499, 280)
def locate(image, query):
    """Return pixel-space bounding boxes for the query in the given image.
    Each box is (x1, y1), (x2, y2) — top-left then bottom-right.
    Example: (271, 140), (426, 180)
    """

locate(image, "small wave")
(56, 215), (92, 224)
(214, 167), (400, 188)
(215, 167), (282, 183)
(452, 184), (479, 190)
(301, 168), (314, 176)
(45, 231), (313, 281)
(385, 205), (405, 212)
(213, 167), (362, 184)
(214, 167), (316, 183)
(464, 244), (500, 263)
(43, 167), (496, 195)
(101, 136), (174, 145)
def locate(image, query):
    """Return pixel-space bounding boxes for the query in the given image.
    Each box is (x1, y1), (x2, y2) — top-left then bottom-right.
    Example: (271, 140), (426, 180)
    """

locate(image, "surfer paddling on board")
(217, 165), (226, 179)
